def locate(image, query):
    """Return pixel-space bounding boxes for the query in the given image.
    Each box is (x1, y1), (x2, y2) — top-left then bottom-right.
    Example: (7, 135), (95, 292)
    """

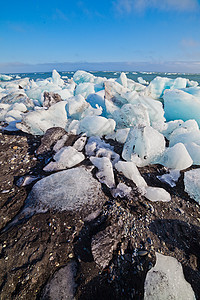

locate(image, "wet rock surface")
(0, 129), (200, 300)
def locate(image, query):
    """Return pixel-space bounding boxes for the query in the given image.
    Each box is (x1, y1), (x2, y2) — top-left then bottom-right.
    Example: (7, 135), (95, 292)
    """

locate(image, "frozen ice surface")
(27, 167), (105, 212)
(16, 101), (68, 135)
(144, 186), (171, 202)
(73, 70), (94, 84)
(144, 252), (196, 300)
(78, 116), (115, 137)
(43, 146), (85, 171)
(41, 261), (77, 300)
(122, 126), (165, 167)
(164, 89), (200, 126)
(90, 156), (115, 188)
(111, 182), (132, 198)
(75, 82), (95, 98)
(159, 143), (193, 170)
(157, 170), (181, 187)
(184, 168), (200, 204)
(66, 95), (88, 119)
(115, 161), (147, 194)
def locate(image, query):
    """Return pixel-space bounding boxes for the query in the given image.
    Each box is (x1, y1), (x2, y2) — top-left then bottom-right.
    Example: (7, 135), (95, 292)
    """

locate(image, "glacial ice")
(184, 168), (200, 204)
(73, 70), (94, 84)
(112, 182), (132, 198)
(164, 89), (200, 126)
(75, 82), (95, 98)
(52, 69), (64, 86)
(115, 161), (147, 194)
(116, 72), (128, 88)
(90, 156), (115, 188)
(144, 186), (171, 202)
(144, 252), (196, 300)
(78, 116), (115, 137)
(185, 142), (200, 165)
(43, 146), (85, 171)
(66, 94), (88, 119)
(122, 126), (165, 167)
(16, 101), (68, 135)
(159, 143), (193, 170)
(157, 170), (181, 187)
(0, 74), (13, 81)
(138, 77), (148, 85)
(85, 136), (114, 157)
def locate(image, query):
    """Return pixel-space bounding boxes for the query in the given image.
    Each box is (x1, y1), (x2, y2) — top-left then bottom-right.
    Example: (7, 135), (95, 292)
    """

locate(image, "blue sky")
(0, 0), (200, 73)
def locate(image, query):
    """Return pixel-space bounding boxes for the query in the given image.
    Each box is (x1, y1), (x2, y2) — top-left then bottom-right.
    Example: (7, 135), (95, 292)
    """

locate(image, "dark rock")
(43, 92), (62, 108)
(36, 127), (67, 155)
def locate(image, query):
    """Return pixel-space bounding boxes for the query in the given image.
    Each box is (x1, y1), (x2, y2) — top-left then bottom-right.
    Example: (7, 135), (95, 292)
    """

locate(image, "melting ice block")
(75, 82), (95, 99)
(0, 74), (13, 81)
(116, 72), (128, 88)
(85, 136), (114, 157)
(16, 101), (68, 135)
(144, 252), (196, 300)
(115, 161), (147, 194)
(185, 143), (200, 165)
(122, 126), (165, 167)
(66, 94), (88, 119)
(146, 76), (187, 99)
(27, 167), (105, 212)
(90, 156), (115, 188)
(184, 168), (200, 204)
(144, 186), (171, 202)
(78, 116), (116, 137)
(159, 143), (193, 170)
(43, 146), (85, 172)
(164, 89), (200, 126)
(52, 69), (64, 86)
(157, 170), (181, 187)
(73, 70), (94, 84)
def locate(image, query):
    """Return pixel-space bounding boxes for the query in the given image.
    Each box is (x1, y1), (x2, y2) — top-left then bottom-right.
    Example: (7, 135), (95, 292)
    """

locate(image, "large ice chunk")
(52, 69), (64, 86)
(26, 167), (105, 212)
(144, 186), (171, 202)
(0, 74), (13, 81)
(184, 168), (200, 204)
(116, 72), (128, 88)
(66, 95), (88, 119)
(85, 136), (114, 157)
(115, 161), (147, 194)
(159, 143), (193, 170)
(157, 170), (181, 187)
(75, 82), (95, 98)
(185, 143), (200, 165)
(144, 252), (196, 300)
(146, 76), (187, 99)
(164, 89), (200, 126)
(73, 70), (94, 84)
(122, 126), (165, 167)
(43, 146), (85, 171)
(16, 101), (68, 135)
(90, 156), (115, 188)
(78, 116), (115, 137)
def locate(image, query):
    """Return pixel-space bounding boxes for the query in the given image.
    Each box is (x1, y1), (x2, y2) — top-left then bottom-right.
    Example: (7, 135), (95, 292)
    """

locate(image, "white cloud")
(114, 0), (199, 13)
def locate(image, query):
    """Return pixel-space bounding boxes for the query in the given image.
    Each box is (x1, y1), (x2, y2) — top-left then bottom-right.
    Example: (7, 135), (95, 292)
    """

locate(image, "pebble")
(13, 146), (18, 150)
(138, 250), (148, 256)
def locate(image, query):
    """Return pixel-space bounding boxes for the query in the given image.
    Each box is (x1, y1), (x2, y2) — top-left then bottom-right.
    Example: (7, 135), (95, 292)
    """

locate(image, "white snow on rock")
(184, 168), (200, 204)
(27, 167), (105, 212)
(43, 146), (85, 171)
(144, 252), (196, 300)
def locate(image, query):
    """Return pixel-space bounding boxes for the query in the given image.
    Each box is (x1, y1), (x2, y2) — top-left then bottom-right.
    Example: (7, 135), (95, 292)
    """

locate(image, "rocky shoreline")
(0, 128), (200, 299)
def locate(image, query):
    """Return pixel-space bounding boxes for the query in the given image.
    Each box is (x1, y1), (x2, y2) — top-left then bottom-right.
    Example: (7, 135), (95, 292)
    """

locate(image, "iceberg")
(144, 252), (196, 300)
(73, 70), (94, 84)
(0, 74), (13, 81)
(184, 168), (200, 204)
(75, 82), (95, 99)
(66, 95), (88, 119)
(52, 69), (64, 86)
